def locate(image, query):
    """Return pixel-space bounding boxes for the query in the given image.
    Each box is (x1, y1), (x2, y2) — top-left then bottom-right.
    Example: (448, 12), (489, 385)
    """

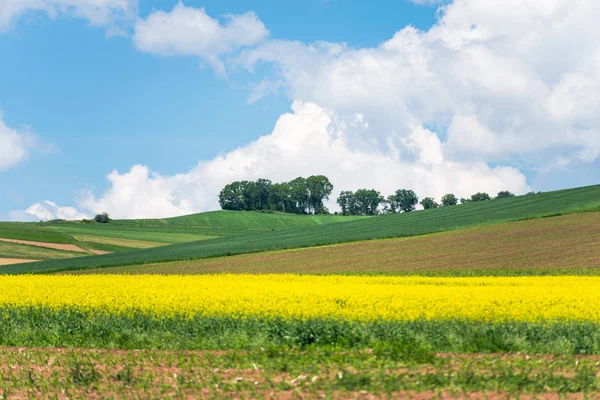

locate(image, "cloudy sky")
(1, 0), (599, 220)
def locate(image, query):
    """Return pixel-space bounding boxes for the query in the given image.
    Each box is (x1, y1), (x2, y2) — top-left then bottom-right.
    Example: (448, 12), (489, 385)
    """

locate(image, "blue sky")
(1, 0), (599, 220)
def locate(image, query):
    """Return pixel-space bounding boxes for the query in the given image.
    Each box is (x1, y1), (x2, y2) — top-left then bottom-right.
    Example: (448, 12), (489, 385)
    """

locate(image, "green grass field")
(0, 223), (78, 244)
(6, 183), (600, 274)
(120, 210), (368, 230)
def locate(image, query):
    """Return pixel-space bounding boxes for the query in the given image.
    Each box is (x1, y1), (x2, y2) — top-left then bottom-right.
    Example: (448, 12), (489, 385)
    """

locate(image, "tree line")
(218, 175), (523, 216)
(218, 176), (333, 214)
(336, 189), (518, 216)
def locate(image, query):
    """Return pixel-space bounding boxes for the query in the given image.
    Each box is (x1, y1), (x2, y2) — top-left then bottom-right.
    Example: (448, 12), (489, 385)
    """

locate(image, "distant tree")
(289, 177), (310, 214)
(420, 197), (439, 209)
(306, 175), (334, 214)
(460, 198), (472, 205)
(383, 195), (397, 214)
(94, 213), (110, 223)
(337, 191), (357, 216)
(251, 179), (272, 211)
(353, 189), (384, 216)
(470, 192), (492, 202)
(219, 181), (247, 211)
(441, 193), (458, 206)
(496, 190), (515, 199)
(526, 191), (536, 195)
(388, 189), (419, 213)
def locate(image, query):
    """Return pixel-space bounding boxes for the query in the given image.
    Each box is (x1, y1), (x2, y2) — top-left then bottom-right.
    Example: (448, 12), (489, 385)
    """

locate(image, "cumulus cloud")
(10, 201), (90, 222)
(0, 114), (37, 171)
(133, 3), (268, 75)
(0, 0), (137, 32)
(74, 101), (528, 219)
(240, 0), (600, 170)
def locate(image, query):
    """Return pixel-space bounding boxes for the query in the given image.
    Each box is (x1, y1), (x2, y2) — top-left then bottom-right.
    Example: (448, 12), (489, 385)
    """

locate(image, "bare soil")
(0, 258), (38, 266)
(0, 237), (89, 253)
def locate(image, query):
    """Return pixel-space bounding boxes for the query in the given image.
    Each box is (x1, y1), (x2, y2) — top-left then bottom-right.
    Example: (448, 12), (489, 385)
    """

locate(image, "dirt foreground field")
(0, 347), (597, 399)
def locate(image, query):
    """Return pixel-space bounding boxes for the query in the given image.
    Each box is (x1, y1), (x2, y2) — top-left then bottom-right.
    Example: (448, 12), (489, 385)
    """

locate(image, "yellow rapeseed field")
(0, 275), (598, 322)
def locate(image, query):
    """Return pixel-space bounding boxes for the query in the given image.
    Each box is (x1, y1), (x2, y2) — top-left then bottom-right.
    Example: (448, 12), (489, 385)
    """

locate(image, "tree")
(353, 189), (383, 215)
(388, 189), (419, 213)
(306, 175), (334, 214)
(470, 192), (492, 202)
(289, 177), (310, 214)
(337, 191), (356, 216)
(441, 193), (458, 206)
(460, 198), (472, 205)
(383, 195), (397, 214)
(251, 178), (272, 210)
(496, 190), (515, 199)
(420, 197), (439, 209)
(94, 212), (110, 223)
(219, 181), (247, 211)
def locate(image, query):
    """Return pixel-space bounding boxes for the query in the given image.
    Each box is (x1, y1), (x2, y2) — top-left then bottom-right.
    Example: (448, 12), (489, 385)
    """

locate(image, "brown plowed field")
(0, 238), (88, 253)
(75, 212), (600, 275)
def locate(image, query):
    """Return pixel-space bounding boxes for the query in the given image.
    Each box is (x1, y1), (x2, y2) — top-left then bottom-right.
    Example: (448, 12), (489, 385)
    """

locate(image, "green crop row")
(1, 306), (600, 354)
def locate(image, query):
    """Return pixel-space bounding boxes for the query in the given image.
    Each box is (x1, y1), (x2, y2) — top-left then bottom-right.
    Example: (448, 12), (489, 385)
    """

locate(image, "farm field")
(5, 183), (600, 275)
(0, 274), (600, 397)
(76, 211), (600, 276)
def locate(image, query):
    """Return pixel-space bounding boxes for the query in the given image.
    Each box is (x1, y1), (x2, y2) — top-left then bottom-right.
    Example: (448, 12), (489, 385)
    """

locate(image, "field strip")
(72, 234), (164, 249)
(0, 258), (38, 266)
(0, 238), (88, 253)
(89, 249), (112, 255)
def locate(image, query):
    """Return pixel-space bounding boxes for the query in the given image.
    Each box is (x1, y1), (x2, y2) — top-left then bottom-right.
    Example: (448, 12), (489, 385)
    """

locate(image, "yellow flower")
(0, 274), (597, 322)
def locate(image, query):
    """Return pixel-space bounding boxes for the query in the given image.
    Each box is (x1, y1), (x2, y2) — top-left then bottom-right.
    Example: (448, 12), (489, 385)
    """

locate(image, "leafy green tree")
(383, 195), (397, 214)
(353, 189), (384, 216)
(460, 198), (472, 205)
(441, 193), (458, 206)
(289, 177), (310, 214)
(470, 192), (492, 202)
(496, 190), (515, 199)
(337, 191), (356, 216)
(420, 197), (439, 209)
(388, 189), (419, 213)
(250, 179), (272, 210)
(94, 212), (110, 223)
(306, 175), (333, 214)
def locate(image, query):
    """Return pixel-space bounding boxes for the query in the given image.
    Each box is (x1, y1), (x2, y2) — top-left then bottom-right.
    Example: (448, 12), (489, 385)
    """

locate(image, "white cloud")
(0, 0), (137, 32)
(0, 113), (37, 171)
(133, 3), (268, 76)
(74, 101), (528, 219)
(240, 0), (600, 169)
(10, 201), (90, 222)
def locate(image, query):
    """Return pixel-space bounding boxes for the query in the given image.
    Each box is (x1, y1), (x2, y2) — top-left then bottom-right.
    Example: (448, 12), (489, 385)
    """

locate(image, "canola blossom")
(0, 275), (599, 322)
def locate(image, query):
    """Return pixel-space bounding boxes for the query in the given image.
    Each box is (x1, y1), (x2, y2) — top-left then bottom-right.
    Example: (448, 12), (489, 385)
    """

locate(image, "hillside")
(5, 183), (600, 274)
(120, 210), (368, 230)
(74, 212), (600, 276)
(0, 211), (362, 263)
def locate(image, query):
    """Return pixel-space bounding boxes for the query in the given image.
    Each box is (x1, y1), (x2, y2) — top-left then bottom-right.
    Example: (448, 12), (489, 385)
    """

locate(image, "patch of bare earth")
(0, 238), (89, 253)
(0, 258), (38, 266)
(89, 249), (111, 255)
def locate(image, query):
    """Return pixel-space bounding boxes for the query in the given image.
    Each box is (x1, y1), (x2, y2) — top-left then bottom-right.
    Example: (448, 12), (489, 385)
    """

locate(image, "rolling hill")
(0, 211), (363, 263)
(4, 183), (599, 274)
(73, 212), (600, 276)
